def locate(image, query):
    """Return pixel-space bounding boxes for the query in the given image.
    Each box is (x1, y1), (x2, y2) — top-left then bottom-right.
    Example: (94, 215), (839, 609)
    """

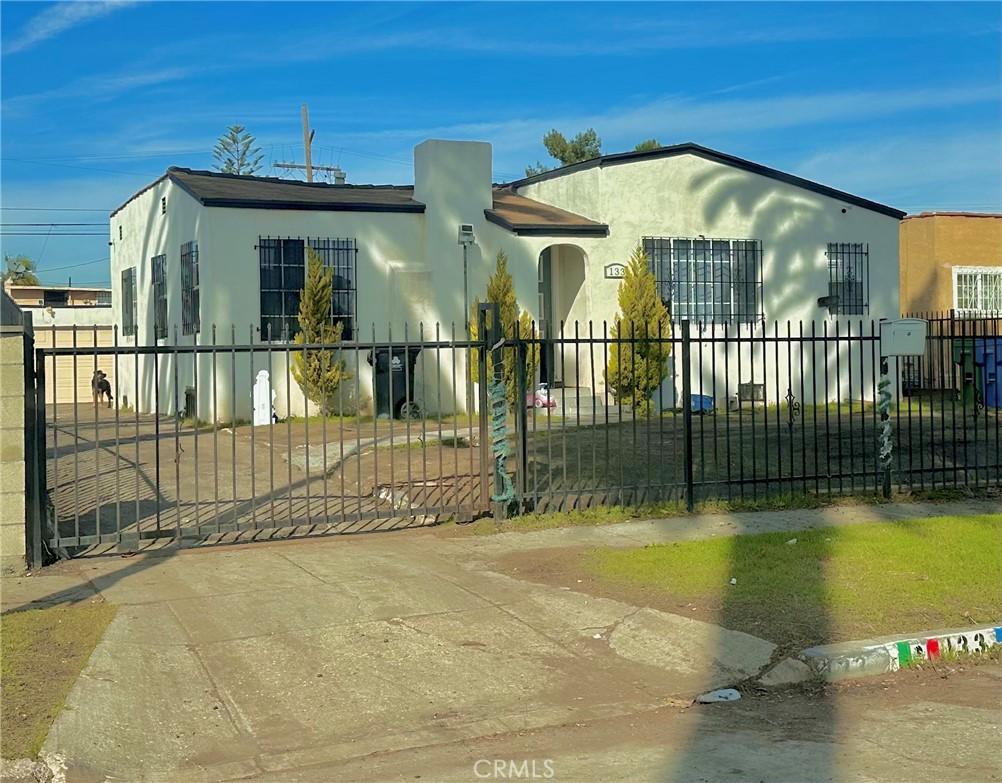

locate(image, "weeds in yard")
(1, 601), (116, 760)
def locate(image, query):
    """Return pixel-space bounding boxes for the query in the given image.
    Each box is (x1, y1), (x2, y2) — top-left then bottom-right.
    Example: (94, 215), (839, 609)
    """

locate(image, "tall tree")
(605, 245), (671, 415)
(291, 248), (351, 415)
(2, 255), (39, 285)
(525, 128), (602, 177)
(212, 125), (263, 175)
(634, 138), (660, 153)
(469, 250), (538, 408)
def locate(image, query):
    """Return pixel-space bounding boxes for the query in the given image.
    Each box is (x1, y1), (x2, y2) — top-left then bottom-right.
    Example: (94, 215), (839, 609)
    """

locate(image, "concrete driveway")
(7, 500), (1000, 782)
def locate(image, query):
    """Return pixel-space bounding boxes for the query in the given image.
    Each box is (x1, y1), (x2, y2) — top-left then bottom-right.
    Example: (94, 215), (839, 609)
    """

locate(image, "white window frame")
(952, 266), (1002, 314)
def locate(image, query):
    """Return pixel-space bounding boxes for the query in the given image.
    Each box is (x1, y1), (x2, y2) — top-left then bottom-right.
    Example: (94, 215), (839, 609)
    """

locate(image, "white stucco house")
(109, 139), (904, 420)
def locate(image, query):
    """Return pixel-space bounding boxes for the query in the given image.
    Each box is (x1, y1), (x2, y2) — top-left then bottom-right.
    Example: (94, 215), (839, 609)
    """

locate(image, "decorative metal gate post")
(878, 356), (893, 499)
(681, 320), (695, 512)
(478, 302), (514, 522)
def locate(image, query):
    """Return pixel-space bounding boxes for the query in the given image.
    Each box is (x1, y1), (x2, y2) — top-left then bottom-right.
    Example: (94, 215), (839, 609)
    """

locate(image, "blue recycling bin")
(974, 337), (1002, 409)
(690, 394), (715, 414)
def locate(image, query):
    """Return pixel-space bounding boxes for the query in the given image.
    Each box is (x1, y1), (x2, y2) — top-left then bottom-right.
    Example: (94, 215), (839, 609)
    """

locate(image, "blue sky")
(2, 1), (1000, 286)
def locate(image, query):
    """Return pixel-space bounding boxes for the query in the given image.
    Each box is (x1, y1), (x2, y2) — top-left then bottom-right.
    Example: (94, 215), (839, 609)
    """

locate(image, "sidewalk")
(3, 499), (999, 781)
(448, 498), (1000, 556)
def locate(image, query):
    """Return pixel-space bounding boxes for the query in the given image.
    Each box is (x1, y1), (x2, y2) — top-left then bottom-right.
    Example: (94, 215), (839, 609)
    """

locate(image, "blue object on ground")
(690, 394), (715, 413)
(973, 337), (1001, 408)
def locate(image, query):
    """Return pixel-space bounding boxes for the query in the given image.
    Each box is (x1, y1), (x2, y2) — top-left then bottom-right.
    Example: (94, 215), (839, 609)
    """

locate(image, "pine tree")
(469, 250), (538, 408)
(291, 248), (351, 415)
(525, 128), (602, 177)
(605, 245), (671, 415)
(212, 125), (263, 175)
(634, 138), (660, 153)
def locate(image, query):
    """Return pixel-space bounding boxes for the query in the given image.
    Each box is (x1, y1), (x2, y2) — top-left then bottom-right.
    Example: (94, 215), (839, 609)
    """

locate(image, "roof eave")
(200, 198), (425, 213)
(484, 209), (609, 237)
(507, 143), (906, 220)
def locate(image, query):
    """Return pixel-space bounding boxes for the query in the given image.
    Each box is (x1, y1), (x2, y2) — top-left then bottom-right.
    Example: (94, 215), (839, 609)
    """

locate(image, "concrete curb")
(795, 624), (1002, 682)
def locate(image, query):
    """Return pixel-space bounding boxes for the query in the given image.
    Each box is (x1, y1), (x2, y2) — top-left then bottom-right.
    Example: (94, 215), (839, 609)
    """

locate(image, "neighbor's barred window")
(121, 267), (137, 336)
(181, 240), (200, 335)
(642, 236), (763, 324)
(954, 266), (1002, 313)
(826, 242), (868, 315)
(258, 236), (357, 340)
(151, 254), (167, 340)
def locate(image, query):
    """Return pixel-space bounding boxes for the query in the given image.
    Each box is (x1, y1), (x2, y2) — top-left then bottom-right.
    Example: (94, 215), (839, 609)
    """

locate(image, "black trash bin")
(367, 347), (422, 418)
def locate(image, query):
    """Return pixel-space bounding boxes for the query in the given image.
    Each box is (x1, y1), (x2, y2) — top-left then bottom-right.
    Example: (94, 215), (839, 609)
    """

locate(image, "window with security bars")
(121, 268), (137, 336)
(181, 240), (200, 335)
(954, 266), (1002, 313)
(151, 254), (167, 340)
(642, 236), (763, 324)
(826, 242), (868, 315)
(258, 237), (357, 340)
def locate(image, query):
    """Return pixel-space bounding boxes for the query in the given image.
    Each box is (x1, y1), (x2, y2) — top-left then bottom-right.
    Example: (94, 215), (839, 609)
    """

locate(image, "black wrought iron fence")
(510, 314), (1001, 512)
(23, 312), (1002, 565)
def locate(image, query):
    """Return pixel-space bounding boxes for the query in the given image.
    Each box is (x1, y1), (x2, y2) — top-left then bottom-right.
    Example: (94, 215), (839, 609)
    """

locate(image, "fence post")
(23, 312), (44, 570)
(681, 320), (695, 512)
(514, 325), (528, 512)
(476, 305), (492, 515)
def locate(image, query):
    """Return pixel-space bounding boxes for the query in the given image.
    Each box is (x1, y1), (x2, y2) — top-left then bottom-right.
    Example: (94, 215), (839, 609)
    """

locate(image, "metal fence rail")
(24, 312), (1002, 563)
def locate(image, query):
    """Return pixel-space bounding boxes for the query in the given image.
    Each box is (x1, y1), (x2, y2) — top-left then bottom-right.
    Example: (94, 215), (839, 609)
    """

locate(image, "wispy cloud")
(795, 131), (1002, 211)
(2, 65), (199, 116)
(3, 1), (138, 56)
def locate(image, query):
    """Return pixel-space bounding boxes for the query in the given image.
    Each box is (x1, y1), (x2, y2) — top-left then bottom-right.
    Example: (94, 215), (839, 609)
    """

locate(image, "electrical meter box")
(880, 318), (927, 357)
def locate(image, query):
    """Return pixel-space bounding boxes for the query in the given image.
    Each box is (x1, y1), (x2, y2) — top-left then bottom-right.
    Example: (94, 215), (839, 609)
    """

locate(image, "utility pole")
(273, 103), (348, 183)
(301, 103), (314, 182)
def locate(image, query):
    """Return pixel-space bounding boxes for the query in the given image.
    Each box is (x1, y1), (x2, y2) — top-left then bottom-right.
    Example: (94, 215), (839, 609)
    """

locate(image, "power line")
(1, 207), (111, 212)
(37, 257), (110, 273)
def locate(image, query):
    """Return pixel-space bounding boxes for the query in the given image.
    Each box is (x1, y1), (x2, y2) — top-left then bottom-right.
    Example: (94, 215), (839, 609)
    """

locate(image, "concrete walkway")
(3, 499), (999, 782)
(453, 498), (1000, 556)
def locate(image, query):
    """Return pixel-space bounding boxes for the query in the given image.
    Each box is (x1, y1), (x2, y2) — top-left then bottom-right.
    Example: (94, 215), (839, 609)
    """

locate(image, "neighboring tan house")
(900, 212), (1002, 315)
(110, 139), (904, 420)
(4, 282), (112, 309)
(4, 283), (116, 405)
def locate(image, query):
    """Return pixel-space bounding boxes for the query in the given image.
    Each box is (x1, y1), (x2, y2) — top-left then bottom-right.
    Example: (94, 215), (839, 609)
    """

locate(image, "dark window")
(151, 254), (167, 340)
(826, 243), (868, 315)
(181, 240), (199, 335)
(642, 236), (763, 324)
(43, 290), (68, 307)
(258, 237), (357, 340)
(97, 290), (112, 306)
(121, 268), (137, 336)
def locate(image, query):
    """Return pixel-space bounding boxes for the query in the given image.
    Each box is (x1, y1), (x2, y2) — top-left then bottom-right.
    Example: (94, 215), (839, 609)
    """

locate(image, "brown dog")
(91, 370), (113, 408)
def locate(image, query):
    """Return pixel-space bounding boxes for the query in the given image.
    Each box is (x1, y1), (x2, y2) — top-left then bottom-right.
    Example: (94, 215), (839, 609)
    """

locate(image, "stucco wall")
(110, 177), (205, 417)
(112, 143), (904, 418)
(900, 214), (1002, 313)
(516, 152), (901, 406)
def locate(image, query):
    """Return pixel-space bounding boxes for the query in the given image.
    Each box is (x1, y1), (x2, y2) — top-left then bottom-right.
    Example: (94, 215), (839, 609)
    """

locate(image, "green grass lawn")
(1, 602), (116, 760)
(583, 514), (1001, 650)
(454, 487), (980, 536)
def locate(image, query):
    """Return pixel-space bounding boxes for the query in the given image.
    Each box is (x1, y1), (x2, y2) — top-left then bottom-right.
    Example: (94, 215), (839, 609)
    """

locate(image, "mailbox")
(880, 318), (927, 357)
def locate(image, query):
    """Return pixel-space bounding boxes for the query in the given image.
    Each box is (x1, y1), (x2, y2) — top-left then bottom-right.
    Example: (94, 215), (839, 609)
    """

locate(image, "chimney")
(413, 140), (493, 212)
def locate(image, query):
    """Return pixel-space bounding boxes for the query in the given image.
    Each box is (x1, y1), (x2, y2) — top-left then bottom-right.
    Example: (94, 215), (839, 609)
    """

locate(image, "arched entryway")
(537, 244), (588, 385)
